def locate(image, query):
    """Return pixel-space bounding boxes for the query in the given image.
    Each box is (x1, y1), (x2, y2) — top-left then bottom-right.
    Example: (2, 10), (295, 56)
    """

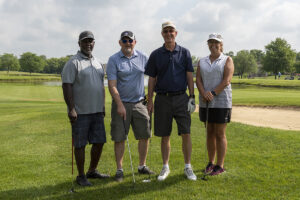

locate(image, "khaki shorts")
(110, 101), (151, 142)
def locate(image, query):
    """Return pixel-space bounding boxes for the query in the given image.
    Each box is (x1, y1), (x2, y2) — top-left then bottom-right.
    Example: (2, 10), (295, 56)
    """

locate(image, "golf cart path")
(196, 105), (300, 131)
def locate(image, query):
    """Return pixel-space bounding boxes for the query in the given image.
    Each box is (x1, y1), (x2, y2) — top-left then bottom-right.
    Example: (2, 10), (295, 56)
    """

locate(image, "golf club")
(123, 119), (136, 185)
(201, 101), (209, 181)
(142, 112), (152, 183)
(69, 137), (76, 193)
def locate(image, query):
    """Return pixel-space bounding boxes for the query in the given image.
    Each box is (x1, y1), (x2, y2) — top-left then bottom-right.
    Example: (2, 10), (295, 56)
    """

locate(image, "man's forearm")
(186, 72), (194, 96)
(62, 83), (75, 110)
(108, 80), (123, 106)
(147, 77), (156, 100)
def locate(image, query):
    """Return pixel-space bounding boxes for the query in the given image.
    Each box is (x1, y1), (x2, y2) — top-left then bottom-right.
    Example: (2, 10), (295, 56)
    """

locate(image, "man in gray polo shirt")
(62, 30), (109, 186)
(107, 31), (154, 182)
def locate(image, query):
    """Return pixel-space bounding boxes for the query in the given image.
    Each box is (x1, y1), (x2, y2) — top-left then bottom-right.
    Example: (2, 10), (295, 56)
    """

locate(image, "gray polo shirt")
(106, 50), (148, 102)
(61, 51), (105, 114)
(198, 53), (232, 108)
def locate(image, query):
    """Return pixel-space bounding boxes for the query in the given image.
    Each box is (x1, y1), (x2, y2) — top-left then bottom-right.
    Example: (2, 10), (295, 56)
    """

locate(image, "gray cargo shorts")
(110, 101), (151, 142)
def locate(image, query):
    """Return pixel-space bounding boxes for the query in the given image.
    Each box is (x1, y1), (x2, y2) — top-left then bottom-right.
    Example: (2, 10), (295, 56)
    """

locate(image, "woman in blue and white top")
(196, 33), (234, 176)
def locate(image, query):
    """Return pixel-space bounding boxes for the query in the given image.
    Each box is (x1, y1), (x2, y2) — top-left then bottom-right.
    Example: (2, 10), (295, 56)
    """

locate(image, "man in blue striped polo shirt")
(107, 31), (154, 182)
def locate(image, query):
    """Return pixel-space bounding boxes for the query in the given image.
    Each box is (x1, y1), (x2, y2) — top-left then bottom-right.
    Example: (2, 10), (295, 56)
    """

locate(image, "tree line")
(192, 38), (300, 79)
(1, 38), (300, 79)
(0, 52), (71, 74)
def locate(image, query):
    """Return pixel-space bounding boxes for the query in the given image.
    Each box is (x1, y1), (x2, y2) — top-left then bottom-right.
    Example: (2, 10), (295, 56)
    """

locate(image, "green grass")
(231, 76), (300, 88)
(232, 86), (300, 107)
(0, 71), (61, 82)
(0, 83), (299, 199)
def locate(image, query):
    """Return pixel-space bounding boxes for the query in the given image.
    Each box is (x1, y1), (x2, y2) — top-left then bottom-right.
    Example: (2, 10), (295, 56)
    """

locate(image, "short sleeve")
(144, 52), (157, 77)
(106, 56), (117, 80)
(61, 59), (76, 84)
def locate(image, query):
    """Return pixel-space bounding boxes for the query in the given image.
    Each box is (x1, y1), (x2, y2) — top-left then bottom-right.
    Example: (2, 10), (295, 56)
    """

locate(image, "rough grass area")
(0, 84), (299, 199)
(231, 76), (300, 88)
(0, 71), (60, 82)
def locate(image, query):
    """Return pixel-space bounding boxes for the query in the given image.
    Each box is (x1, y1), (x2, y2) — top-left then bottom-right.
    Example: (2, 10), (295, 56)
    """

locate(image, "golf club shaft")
(123, 119), (136, 184)
(148, 112), (152, 180)
(72, 137), (74, 175)
(201, 101), (209, 181)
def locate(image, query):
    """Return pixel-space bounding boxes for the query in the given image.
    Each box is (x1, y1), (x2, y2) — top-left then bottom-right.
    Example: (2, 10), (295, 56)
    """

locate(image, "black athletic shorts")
(154, 93), (191, 136)
(199, 108), (232, 123)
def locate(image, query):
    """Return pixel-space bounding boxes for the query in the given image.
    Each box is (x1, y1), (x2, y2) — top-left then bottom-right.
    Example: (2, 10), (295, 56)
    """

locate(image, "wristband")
(211, 91), (216, 96)
(189, 94), (195, 98)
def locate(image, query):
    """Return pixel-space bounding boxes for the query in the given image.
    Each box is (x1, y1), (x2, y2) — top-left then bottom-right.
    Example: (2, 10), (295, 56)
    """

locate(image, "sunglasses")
(122, 39), (134, 44)
(163, 29), (175, 34)
(81, 38), (94, 43)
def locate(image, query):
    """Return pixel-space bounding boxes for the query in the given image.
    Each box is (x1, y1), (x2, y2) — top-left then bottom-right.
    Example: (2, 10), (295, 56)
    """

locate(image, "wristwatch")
(189, 94), (195, 98)
(211, 91), (217, 96)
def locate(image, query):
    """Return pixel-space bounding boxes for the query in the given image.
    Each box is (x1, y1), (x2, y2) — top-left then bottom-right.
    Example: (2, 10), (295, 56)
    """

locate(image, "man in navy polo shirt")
(145, 21), (196, 181)
(107, 31), (154, 182)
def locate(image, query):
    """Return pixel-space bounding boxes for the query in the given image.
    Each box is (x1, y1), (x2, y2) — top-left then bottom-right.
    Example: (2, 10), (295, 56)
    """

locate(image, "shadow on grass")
(0, 174), (185, 200)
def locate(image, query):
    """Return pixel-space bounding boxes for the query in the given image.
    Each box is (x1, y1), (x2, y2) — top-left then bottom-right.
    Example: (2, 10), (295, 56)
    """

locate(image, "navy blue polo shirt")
(145, 44), (194, 93)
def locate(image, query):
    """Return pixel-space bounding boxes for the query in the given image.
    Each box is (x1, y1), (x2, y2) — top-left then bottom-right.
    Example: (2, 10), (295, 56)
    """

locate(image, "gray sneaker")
(76, 175), (92, 186)
(138, 166), (155, 174)
(157, 167), (170, 181)
(115, 170), (124, 182)
(184, 167), (197, 181)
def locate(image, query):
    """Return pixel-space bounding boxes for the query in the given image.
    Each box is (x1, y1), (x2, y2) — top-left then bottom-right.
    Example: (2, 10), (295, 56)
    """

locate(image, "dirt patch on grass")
(195, 105), (300, 131)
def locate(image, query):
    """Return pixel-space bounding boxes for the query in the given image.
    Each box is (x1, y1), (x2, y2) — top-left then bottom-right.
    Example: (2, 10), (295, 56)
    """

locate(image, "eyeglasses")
(163, 29), (175, 34)
(122, 39), (134, 44)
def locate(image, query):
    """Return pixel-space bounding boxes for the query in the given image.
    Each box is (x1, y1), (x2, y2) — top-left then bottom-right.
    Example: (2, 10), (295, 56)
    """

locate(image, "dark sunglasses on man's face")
(122, 39), (134, 44)
(163, 29), (175, 34)
(81, 38), (94, 43)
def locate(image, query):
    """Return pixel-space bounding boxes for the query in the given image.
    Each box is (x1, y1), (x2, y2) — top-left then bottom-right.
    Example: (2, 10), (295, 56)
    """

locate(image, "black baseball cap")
(120, 31), (135, 40)
(79, 31), (94, 41)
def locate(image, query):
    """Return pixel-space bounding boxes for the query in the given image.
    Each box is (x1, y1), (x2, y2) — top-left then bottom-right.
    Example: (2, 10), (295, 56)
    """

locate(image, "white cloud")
(0, 0), (299, 61)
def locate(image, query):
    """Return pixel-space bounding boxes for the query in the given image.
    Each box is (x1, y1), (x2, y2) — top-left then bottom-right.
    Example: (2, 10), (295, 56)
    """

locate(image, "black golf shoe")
(76, 175), (92, 186)
(86, 170), (110, 179)
(138, 166), (155, 174)
(115, 170), (124, 182)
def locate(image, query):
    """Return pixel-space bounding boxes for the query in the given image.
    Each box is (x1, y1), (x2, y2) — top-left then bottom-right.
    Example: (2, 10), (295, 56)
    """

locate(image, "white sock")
(117, 168), (123, 172)
(185, 164), (192, 169)
(138, 165), (145, 170)
(163, 164), (169, 169)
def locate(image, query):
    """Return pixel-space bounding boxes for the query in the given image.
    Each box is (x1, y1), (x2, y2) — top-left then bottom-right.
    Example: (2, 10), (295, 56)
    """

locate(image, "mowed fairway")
(0, 83), (299, 200)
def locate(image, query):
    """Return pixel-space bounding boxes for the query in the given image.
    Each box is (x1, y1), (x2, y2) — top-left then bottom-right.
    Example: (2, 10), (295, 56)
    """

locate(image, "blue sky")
(0, 0), (299, 62)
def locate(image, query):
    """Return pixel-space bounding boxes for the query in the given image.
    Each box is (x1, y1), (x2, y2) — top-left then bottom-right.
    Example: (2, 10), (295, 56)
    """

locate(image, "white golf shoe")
(157, 166), (170, 181)
(184, 167), (197, 181)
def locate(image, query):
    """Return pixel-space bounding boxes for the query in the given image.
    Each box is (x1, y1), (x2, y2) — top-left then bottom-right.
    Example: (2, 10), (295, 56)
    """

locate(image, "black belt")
(123, 99), (144, 104)
(157, 91), (185, 96)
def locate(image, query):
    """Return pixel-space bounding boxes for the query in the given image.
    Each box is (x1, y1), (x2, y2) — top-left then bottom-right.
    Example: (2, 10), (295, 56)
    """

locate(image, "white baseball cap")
(207, 33), (223, 42)
(162, 21), (176, 30)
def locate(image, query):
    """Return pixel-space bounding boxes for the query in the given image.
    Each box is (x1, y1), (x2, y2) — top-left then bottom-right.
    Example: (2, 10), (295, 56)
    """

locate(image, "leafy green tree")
(225, 51), (234, 57)
(263, 38), (296, 79)
(234, 50), (258, 79)
(0, 53), (20, 73)
(296, 52), (300, 61)
(294, 61), (300, 73)
(191, 55), (200, 75)
(44, 58), (60, 74)
(250, 49), (265, 64)
(57, 55), (72, 74)
(19, 52), (46, 74)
